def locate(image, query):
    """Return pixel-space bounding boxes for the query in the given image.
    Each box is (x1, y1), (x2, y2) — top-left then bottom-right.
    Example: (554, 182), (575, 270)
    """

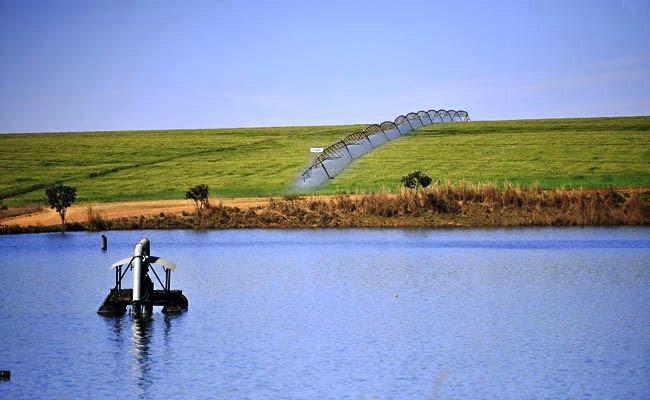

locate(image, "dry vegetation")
(0, 204), (42, 220)
(3, 183), (647, 233)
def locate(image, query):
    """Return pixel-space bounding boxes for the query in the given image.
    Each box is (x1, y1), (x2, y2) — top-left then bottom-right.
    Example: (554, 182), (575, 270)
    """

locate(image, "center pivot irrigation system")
(296, 109), (470, 188)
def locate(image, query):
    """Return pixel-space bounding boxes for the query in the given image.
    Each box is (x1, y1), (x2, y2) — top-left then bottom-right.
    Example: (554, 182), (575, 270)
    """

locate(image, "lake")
(1, 228), (649, 399)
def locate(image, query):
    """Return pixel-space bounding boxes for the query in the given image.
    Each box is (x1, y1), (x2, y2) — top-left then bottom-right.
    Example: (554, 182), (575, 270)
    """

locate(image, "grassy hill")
(0, 125), (364, 206)
(0, 117), (648, 206)
(321, 117), (650, 194)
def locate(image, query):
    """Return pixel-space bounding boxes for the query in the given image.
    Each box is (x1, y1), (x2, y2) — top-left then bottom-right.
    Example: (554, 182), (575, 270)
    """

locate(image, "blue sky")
(1, 0), (649, 133)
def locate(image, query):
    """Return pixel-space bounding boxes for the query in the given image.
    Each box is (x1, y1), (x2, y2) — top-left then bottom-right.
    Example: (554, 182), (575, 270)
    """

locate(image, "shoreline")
(0, 194), (365, 228)
(2, 186), (648, 234)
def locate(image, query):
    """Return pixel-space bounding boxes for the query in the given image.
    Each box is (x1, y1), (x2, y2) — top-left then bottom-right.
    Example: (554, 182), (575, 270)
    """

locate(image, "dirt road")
(0, 197), (274, 227)
(0, 195), (358, 227)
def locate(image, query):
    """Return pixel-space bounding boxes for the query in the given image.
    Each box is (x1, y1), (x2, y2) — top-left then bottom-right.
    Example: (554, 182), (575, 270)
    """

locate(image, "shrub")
(185, 184), (210, 210)
(401, 170), (432, 191)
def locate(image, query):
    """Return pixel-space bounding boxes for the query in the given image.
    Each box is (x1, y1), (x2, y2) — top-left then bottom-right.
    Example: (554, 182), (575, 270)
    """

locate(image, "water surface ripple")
(1, 227), (649, 399)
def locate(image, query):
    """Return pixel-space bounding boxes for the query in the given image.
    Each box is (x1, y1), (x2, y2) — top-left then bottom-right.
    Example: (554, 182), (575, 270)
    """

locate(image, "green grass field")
(0, 125), (364, 206)
(322, 117), (650, 194)
(0, 117), (648, 206)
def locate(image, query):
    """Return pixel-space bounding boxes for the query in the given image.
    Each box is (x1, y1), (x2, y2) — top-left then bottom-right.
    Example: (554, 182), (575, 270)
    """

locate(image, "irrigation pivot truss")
(297, 108), (470, 188)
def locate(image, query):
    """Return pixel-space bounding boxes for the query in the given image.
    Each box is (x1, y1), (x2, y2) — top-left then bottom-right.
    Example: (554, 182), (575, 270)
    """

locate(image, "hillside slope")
(321, 117), (650, 193)
(1, 117), (648, 206)
(0, 125), (363, 206)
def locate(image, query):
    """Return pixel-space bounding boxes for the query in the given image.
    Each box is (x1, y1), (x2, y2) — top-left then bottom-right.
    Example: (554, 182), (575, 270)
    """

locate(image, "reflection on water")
(104, 314), (177, 399)
(130, 316), (153, 399)
(0, 228), (649, 399)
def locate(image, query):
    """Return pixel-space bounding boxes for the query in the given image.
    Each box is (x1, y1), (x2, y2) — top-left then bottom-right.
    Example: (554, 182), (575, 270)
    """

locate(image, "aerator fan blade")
(109, 256), (136, 270)
(146, 256), (176, 271)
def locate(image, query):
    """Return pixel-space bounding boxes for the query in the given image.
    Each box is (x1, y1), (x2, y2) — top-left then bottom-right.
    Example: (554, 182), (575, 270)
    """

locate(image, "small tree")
(401, 170), (432, 192)
(185, 184), (210, 210)
(45, 184), (77, 231)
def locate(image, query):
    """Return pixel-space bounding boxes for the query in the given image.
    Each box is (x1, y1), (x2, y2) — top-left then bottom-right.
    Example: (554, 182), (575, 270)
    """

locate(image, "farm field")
(0, 117), (648, 207)
(0, 124), (363, 206)
(321, 116), (650, 194)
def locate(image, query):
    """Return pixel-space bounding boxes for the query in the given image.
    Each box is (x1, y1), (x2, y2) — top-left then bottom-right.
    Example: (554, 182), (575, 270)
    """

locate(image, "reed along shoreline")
(2, 183), (648, 234)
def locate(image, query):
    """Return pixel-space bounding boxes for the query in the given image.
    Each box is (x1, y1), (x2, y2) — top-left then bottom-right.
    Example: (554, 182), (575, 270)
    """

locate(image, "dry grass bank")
(3, 183), (647, 233)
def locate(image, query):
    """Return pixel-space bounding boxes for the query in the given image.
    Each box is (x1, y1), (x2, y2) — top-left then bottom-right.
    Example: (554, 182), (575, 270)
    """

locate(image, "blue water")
(1, 228), (649, 399)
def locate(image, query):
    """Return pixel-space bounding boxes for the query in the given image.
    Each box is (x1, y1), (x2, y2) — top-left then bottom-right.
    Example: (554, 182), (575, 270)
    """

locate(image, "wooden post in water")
(101, 234), (107, 251)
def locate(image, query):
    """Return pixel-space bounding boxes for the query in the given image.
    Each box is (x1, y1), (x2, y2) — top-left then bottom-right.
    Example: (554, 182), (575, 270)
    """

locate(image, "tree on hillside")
(185, 184), (210, 210)
(401, 171), (433, 192)
(45, 184), (77, 232)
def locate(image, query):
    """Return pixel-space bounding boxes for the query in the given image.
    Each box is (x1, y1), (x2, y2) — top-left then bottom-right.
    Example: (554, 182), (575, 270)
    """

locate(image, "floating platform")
(98, 288), (188, 315)
(97, 238), (188, 316)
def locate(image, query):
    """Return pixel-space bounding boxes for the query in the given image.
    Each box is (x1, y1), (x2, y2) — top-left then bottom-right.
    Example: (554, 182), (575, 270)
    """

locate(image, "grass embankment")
(0, 117), (648, 209)
(322, 117), (650, 193)
(3, 184), (647, 233)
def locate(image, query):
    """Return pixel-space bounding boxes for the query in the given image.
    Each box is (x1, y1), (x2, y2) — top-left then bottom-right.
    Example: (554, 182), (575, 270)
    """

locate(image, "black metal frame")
(113, 257), (173, 298)
(407, 112), (423, 126)
(427, 109), (442, 122)
(437, 109), (451, 121)
(343, 131), (373, 147)
(456, 110), (470, 121)
(417, 110), (433, 124)
(380, 121), (398, 133)
(394, 115), (411, 132)
(364, 124), (386, 140)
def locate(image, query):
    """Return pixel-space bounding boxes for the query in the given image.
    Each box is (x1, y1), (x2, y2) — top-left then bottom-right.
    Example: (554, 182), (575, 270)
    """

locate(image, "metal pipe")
(132, 238), (149, 315)
(132, 244), (143, 303)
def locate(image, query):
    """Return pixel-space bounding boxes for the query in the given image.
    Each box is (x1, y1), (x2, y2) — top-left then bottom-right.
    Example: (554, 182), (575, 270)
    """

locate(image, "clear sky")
(1, 0), (649, 133)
